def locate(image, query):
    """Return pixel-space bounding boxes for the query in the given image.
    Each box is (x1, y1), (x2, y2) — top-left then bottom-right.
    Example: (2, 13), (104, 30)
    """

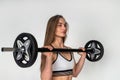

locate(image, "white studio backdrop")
(0, 0), (120, 80)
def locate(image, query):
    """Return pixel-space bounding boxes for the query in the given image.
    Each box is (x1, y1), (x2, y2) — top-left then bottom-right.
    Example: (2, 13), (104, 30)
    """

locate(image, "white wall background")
(0, 0), (120, 80)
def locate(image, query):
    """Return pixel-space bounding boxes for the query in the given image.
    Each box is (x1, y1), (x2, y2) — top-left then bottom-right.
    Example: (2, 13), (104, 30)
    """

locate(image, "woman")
(40, 15), (86, 80)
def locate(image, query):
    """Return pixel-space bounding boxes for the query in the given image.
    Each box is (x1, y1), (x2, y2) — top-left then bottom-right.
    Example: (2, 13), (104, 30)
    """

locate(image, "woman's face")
(55, 18), (67, 38)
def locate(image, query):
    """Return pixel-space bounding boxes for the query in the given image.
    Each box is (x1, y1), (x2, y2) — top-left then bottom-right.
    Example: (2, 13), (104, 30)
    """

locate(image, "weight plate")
(85, 40), (104, 62)
(13, 33), (38, 68)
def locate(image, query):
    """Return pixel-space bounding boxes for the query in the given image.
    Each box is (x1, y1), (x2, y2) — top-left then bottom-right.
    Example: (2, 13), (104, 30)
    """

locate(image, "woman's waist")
(52, 75), (72, 80)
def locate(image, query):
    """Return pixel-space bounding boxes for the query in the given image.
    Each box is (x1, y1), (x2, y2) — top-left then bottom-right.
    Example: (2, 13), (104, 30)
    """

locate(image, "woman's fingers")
(77, 47), (86, 57)
(44, 46), (53, 51)
(79, 47), (85, 51)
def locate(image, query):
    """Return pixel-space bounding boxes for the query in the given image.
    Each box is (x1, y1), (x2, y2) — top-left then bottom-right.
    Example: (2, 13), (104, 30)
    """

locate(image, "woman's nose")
(62, 25), (66, 30)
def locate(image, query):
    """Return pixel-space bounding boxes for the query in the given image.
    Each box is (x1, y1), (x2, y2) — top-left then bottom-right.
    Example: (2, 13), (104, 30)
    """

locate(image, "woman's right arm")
(40, 46), (53, 80)
(41, 54), (53, 80)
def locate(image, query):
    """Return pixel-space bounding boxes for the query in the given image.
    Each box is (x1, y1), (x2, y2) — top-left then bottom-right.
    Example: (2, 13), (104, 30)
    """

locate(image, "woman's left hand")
(77, 47), (86, 58)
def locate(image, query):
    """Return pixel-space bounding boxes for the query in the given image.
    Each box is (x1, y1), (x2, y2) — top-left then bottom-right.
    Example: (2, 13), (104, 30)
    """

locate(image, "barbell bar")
(1, 33), (104, 68)
(2, 47), (93, 52)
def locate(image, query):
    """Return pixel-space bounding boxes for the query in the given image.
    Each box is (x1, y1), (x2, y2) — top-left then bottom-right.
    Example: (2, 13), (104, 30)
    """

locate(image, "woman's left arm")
(72, 48), (86, 77)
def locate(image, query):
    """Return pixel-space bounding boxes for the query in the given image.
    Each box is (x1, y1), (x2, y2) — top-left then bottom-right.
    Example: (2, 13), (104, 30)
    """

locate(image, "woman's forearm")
(73, 56), (86, 77)
(41, 57), (52, 80)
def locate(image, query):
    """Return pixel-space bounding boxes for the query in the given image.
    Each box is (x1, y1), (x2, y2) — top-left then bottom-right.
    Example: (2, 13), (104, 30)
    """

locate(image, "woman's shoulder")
(64, 45), (72, 49)
(46, 44), (55, 48)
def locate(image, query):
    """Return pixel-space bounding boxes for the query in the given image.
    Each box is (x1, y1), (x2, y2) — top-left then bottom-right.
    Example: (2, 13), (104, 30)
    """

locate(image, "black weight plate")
(13, 33), (38, 68)
(85, 40), (104, 62)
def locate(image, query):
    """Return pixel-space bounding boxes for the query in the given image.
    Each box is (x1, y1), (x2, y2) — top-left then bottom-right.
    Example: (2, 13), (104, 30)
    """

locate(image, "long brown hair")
(41, 15), (68, 73)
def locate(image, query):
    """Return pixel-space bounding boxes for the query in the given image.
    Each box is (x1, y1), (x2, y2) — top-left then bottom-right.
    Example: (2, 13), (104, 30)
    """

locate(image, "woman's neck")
(52, 37), (64, 48)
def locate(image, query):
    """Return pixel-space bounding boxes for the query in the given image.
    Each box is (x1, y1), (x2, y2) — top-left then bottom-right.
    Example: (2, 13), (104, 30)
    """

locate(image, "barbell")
(1, 33), (104, 68)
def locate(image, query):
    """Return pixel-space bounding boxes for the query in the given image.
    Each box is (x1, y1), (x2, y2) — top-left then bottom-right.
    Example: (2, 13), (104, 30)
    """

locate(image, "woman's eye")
(64, 24), (67, 27)
(57, 25), (62, 27)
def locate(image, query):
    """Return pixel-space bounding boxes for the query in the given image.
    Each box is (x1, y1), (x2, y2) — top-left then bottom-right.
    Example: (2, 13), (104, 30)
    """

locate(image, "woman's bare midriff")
(52, 75), (73, 80)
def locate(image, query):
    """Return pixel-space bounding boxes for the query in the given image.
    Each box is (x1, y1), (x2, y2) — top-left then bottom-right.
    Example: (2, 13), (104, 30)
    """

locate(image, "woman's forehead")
(58, 18), (66, 24)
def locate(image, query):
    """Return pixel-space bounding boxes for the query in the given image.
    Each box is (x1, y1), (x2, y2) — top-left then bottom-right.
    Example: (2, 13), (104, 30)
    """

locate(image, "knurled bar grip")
(1, 47), (14, 52)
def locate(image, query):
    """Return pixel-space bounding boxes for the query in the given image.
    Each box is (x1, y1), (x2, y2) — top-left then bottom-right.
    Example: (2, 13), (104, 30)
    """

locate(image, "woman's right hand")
(42, 46), (53, 58)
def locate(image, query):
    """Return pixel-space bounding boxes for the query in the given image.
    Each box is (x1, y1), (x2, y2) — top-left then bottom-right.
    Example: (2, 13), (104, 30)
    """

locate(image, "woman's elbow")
(41, 72), (52, 80)
(41, 73), (45, 80)
(72, 73), (78, 77)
